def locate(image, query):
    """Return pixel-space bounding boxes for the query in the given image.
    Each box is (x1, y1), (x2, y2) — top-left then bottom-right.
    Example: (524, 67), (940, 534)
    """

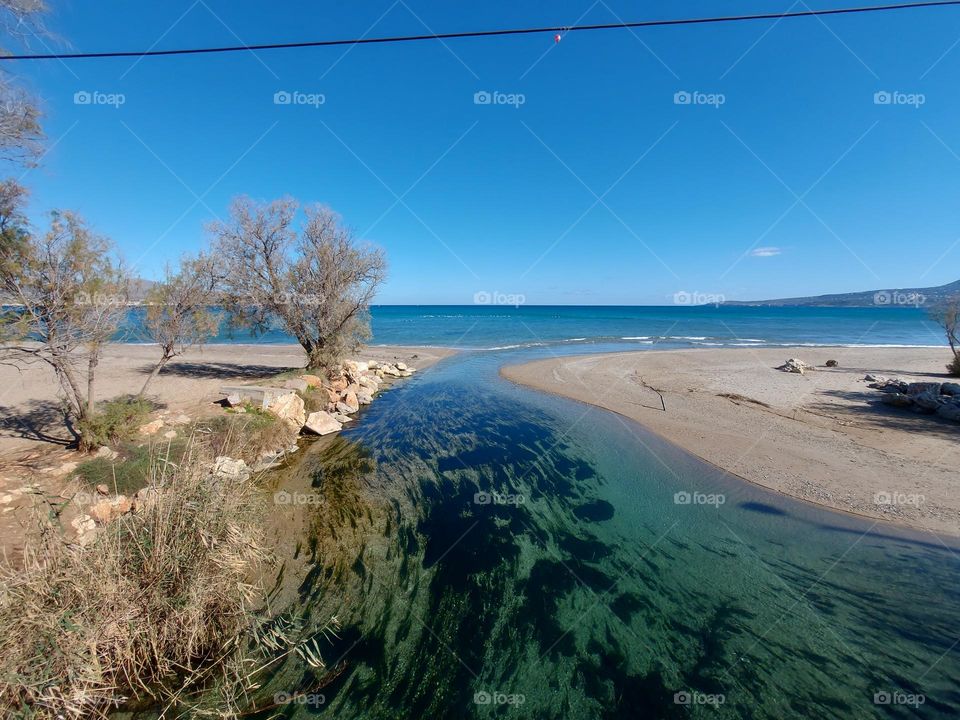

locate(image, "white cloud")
(748, 247), (782, 257)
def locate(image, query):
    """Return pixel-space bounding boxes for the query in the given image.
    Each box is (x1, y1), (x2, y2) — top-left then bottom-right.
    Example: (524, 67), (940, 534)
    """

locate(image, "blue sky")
(6, 0), (960, 304)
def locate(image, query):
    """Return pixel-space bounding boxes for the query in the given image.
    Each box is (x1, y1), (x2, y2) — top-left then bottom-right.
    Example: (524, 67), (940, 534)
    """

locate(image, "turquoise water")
(256, 346), (960, 719)
(123, 305), (947, 349)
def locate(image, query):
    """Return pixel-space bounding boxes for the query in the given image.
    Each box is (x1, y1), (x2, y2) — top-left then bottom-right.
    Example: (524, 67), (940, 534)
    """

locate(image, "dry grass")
(0, 436), (272, 719)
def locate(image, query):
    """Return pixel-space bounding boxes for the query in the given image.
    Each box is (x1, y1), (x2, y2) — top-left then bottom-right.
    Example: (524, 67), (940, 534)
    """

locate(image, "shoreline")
(501, 346), (960, 538)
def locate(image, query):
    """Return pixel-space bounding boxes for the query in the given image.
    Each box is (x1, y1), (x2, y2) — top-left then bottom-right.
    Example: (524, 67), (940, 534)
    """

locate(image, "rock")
(225, 393), (242, 407)
(71, 513), (97, 543)
(94, 446), (118, 460)
(357, 391), (373, 405)
(95, 483), (109, 495)
(41, 461), (78, 477)
(864, 374), (882, 382)
(303, 410), (342, 436)
(913, 389), (944, 412)
(168, 413), (191, 425)
(871, 380), (908, 394)
(335, 401), (355, 415)
(879, 393), (913, 408)
(375, 368), (385, 378)
(400, 370), (413, 377)
(776, 358), (811, 374)
(825, 359), (838, 367)
(300, 374), (323, 387)
(367, 360), (379, 370)
(344, 383), (361, 395)
(936, 402), (960, 421)
(396, 362), (408, 371)
(133, 487), (159, 513)
(267, 392), (306, 430)
(162, 430), (177, 440)
(333, 412), (353, 423)
(323, 388), (340, 404)
(138, 419), (164, 435)
(359, 376), (379, 391)
(940, 382), (960, 397)
(907, 382), (941, 397)
(88, 495), (133, 524)
(341, 390), (360, 413)
(212, 456), (251, 482)
(329, 376), (348, 392)
(282, 378), (309, 392)
(381, 364), (401, 377)
(354, 361), (369, 373)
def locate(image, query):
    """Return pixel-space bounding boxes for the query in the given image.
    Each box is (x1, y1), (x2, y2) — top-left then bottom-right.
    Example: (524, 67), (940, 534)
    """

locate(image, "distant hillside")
(724, 279), (960, 307)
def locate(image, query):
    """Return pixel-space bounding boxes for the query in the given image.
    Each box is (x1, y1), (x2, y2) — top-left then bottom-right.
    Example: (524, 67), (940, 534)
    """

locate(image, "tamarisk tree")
(930, 296), (960, 376)
(209, 196), (386, 370)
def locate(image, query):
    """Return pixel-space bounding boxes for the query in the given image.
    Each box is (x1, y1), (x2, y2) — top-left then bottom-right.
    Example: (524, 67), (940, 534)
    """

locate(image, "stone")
(354, 361), (369, 372)
(335, 401), (355, 415)
(71, 513), (97, 542)
(395, 362), (408, 371)
(95, 483), (109, 495)
(776, 358), (810, 374)
(381, 364), (401, 377)
(913, 389), (944, 412)
(133, 487), (159, 513)
(303, 410), (342, 436)
(138, 419), (164, 435)
(169, 413), (191, 425)
(323, 388), (340, 404)
(225, 393), (242, 407)
(162, 430), (177, 440)
(357, 391), (373, 405)
(344, 383), (360, 395)
(220, 385), (290, 409)
(300, 374), (323, 387)
(871, 380), (908, 394)
(375, 368), (385, 378)
(936, 402), (960, 421)
(825, 359), (838, 367)
(864, 374), (882, 382)
(879, 393), (913, 408)
(940, 382), (960, 397)
(400, 370), (413, 377)
(94, 446), (118, 460)
(212, 456), (251, 482)
(907, 382), (941, 397)
(359, 376), (379, 391)
(333, 412), (353, 423)
(341, 390), (360, 413)
(267, 392), (306, 430)
(366, 360), (379, 370)
(329, 376), (348, 392)
(282, 378), (309, 392)
(89, 495), (133, 524)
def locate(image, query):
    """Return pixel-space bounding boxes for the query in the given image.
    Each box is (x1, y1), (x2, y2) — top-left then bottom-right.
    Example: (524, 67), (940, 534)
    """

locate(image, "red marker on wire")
(554, 33), (562, 43)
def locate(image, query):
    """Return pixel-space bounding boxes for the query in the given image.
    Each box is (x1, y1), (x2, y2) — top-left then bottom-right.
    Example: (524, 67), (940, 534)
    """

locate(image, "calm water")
(254, 345), (960, 720)
(124, 305), (947, 349)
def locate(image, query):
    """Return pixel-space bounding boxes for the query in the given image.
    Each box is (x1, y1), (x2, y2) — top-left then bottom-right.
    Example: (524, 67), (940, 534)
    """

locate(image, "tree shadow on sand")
(0, 400), (75, 446)
(135, 361), (301, 381)
(807, 387), (960, 442)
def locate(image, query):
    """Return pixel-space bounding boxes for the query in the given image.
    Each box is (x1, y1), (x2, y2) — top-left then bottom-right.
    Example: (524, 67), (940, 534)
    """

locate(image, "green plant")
(948, 356), (960, 377)
(76, 395), (158, 450)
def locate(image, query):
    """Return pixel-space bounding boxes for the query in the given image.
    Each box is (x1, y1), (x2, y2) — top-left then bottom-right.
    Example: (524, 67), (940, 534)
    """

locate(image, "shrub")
(948, 356), (960, 377)
(76, 395), (158, 451)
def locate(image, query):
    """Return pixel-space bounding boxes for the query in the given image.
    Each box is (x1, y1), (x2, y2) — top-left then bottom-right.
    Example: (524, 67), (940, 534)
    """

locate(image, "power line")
(1, 1), (959, 61)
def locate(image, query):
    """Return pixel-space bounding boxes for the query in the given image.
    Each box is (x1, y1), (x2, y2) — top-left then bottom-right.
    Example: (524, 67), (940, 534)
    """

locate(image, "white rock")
(138, 419), (164, 435)
(303, 410), (342, 436)
(212, 456), (251, 482)
(396, 362), (408, 371)
(267, 392), (306, 430)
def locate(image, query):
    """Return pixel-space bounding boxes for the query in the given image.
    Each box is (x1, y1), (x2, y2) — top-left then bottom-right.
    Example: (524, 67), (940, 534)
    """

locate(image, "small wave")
(621, 336), (652, 340)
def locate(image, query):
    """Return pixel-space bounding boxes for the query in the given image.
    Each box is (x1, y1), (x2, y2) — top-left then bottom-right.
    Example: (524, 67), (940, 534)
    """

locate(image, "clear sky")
(6, 1), (960, 304)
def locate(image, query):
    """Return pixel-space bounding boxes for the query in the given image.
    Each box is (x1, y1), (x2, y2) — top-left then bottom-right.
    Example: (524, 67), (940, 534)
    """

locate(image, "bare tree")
(209, 196), (386, 370)
(138, 253), (221, 396)
(0, 185), (128, 448)
(930, 296), (960, 376)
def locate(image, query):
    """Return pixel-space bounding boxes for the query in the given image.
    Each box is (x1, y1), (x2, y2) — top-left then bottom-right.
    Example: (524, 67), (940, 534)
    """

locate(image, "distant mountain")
(724, 279), (960, 308)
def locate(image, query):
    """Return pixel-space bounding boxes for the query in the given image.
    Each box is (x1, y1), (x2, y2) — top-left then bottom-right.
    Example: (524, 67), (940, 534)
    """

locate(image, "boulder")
(133, 486), (159, 513)
(333, 412), (353, 423)
(162, 430), (177, 440)
(396, 362), (408, 371)
(138, 419), (164, 435)
(329, 376), (348, 392)
(88, 495), (133, 524)
(367, 360), (379, 370)
(354, 361), (369, 373)
(341, 390), (360, 413)
(95, 483), (109, 495)
(335, 401), (355, 415)
(871, 380), (908, 394)
(212, 456), (251, 482)
(303, 410), (342, 436)
(879, 393), (913, 408)
(267, 392), (306, 430)
(825, 359), (839, 367)
(940, 382), (960, 397)
(864, 374), (882, 382)
(357, 391), (373, 405)
(913, 389), (945, 412)
(907, 382), (941, 397)
(381, 364), (401, 377)
(168, 413), (191, 425)
(359, 376), (379, 391)
(344, 383), (361, 395)
(300, 374), (323, 388)
(94, 446), (118, 460)
(282, 378), (309, 392)
(225, 393), (242, 407)
(400, 370), (413, 377)
(323, 388), (340, 404)
(936, 402), (960, 422)
(776, 358), (811, 374)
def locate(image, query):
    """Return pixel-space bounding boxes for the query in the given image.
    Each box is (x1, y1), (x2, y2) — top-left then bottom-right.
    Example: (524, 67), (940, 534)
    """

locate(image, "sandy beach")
(502, 347), (960, 537)
(0, 343), (456, 457)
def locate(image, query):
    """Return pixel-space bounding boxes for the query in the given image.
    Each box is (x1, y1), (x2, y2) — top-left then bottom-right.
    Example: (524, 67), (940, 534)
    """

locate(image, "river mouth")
(258, 347), (960, 719)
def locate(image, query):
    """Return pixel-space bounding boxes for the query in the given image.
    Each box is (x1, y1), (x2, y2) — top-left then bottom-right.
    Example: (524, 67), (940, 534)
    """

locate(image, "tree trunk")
(140, 355), (171, 397)
(86, 352), (98, 419)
